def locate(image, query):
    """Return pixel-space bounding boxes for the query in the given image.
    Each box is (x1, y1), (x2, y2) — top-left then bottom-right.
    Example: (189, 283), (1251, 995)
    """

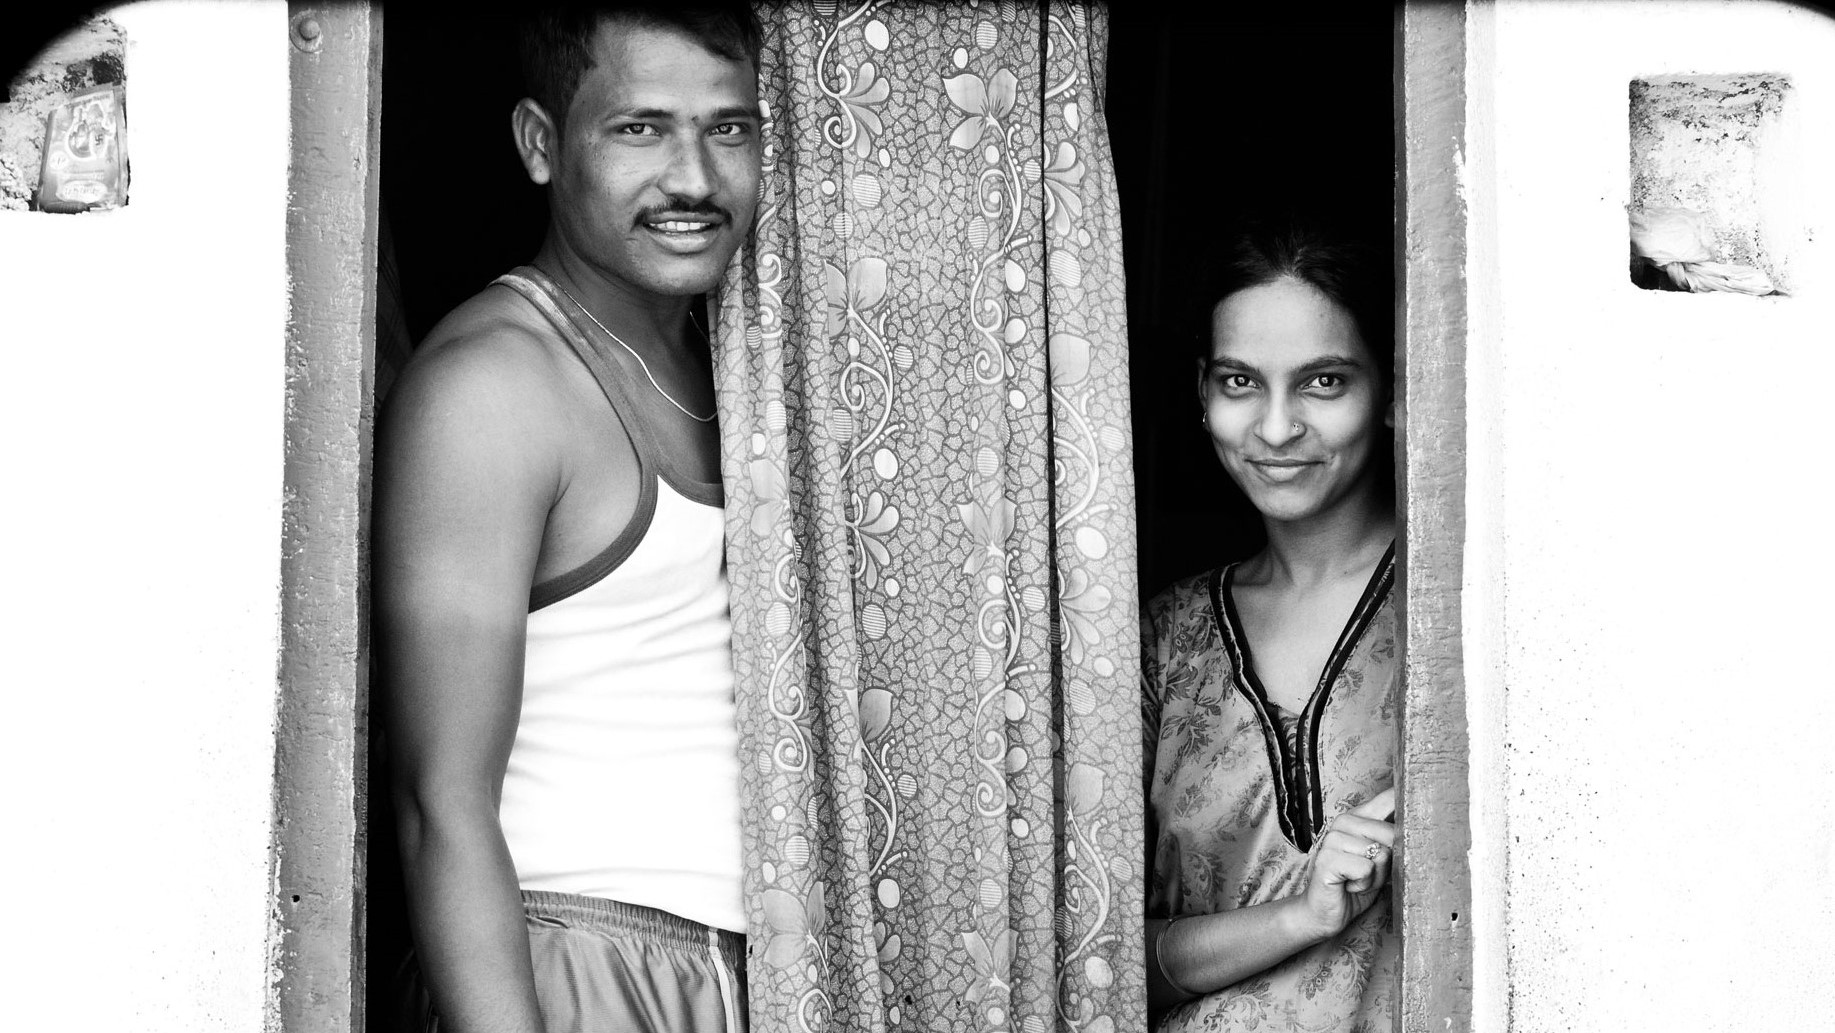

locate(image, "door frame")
(269, 5), (383, 1031)
(266, 4), (1477, 1030)
(1395, 3), (1475, 1031)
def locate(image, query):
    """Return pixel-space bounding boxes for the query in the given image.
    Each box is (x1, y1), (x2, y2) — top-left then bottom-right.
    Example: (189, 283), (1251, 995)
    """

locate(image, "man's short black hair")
(518, 1), (762, 135)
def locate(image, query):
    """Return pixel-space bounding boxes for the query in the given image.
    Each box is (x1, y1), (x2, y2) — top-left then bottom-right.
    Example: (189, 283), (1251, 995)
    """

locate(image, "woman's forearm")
(397, 795), (547, 1033)
(1147, 897), (1329, 1016)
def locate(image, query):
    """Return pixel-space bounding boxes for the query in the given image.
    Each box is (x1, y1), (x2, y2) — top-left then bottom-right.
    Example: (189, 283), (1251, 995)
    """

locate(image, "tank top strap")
(493, 266), (661, 613)
(493, 266), (670, 473)
(494, 266), (723, 507)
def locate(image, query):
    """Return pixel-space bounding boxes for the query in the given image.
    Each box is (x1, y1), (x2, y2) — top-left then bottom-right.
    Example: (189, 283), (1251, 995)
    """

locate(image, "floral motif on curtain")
(715, 3), (1142, 1031)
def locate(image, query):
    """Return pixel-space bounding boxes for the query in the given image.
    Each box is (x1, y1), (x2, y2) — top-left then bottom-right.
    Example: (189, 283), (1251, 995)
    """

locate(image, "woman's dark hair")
(518, 1), (763, 136)
(1194, 217), (1394, 383)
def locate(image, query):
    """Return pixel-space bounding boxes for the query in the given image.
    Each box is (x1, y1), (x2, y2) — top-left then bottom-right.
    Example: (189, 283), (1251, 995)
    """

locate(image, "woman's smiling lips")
(1247, 457), (1322, 483)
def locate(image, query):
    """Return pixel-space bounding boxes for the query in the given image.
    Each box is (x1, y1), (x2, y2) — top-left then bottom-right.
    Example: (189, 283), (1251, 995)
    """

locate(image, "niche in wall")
(0, 14), (128, 213)
(1628, 73), (1793, 296)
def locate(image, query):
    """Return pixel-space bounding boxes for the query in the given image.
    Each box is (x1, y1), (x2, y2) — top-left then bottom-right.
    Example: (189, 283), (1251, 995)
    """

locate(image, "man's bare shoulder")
(380, 283), (577, 486)
(390, 284), (574, 424)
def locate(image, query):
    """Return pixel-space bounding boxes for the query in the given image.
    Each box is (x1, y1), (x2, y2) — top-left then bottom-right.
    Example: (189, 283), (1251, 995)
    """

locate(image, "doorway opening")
(1103, 3), (1395, 597)
(330, 5), (1473, 1031)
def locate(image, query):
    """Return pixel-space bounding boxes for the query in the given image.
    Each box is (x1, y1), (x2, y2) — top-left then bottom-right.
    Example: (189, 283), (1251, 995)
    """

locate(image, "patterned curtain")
(714, 3), (1142, 1031)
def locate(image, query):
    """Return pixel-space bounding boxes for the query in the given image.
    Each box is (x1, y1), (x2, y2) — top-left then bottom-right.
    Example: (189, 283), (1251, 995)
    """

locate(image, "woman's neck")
(1250, 487), (1395, 590)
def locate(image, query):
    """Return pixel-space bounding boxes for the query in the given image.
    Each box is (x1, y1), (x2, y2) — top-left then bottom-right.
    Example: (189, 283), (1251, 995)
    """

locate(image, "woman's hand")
(1291, 788), (1396, 944)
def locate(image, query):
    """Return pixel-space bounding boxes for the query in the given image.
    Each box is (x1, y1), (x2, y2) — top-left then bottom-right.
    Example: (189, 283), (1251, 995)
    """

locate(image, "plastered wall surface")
(1466, 2), (1835, 1029)
(0, 3), (287, 1029)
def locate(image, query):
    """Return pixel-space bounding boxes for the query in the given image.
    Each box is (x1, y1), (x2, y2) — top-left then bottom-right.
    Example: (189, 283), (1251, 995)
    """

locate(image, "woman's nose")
(1256, 400), (1304, 448)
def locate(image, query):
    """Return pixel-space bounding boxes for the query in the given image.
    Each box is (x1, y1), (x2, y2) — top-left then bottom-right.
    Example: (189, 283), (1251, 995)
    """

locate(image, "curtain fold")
(715, 4), (1142, 1030)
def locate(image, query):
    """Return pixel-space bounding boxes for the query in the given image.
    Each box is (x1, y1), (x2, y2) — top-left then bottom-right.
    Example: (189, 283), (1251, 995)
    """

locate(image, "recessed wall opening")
(1628, 72), (1795, 296)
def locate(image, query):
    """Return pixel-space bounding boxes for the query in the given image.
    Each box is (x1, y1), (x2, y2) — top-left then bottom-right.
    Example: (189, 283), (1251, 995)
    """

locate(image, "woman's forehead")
(1208, 277), (1368, 365)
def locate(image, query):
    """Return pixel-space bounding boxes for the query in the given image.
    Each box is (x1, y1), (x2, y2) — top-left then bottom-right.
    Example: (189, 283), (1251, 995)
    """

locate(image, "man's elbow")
(392, 776), (501, 863)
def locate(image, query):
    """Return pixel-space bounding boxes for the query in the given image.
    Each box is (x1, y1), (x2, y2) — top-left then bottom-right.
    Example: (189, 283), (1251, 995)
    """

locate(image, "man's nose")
(1256, 398), (1304, 448)
(659, 136), (716, 201)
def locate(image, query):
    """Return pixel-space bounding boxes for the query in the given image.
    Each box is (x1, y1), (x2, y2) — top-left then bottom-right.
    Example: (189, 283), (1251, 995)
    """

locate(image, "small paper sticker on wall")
(36, 85), (128, 212)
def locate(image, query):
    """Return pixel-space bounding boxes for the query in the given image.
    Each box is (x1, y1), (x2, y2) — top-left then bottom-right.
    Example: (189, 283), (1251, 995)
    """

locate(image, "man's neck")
(534, 238), (694, 352)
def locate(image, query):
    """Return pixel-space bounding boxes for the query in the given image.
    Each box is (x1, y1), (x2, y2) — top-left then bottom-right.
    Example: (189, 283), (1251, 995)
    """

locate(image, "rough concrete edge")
(1395, 3), (1475, 1033)
(1459, 3), (1508, 1031)
(268, 5), (383, 1033)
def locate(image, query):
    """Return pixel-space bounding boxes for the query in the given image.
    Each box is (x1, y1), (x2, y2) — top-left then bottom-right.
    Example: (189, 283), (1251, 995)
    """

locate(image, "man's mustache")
(635, 200), (730, 225)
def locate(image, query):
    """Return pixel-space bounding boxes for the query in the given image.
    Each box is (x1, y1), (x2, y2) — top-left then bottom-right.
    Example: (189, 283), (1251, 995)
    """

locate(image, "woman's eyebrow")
(1291, 354), (1366, 376)
(1204, 357), (1260, 376)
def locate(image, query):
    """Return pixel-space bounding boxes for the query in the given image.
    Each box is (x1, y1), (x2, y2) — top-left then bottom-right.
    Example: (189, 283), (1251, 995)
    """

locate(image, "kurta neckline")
(1208, 543), (1396, 853)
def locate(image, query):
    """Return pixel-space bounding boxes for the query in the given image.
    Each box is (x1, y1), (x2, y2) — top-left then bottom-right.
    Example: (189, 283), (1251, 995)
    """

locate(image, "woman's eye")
(1218, 374), (1256, 393)
(1308, 373), (1347, 393)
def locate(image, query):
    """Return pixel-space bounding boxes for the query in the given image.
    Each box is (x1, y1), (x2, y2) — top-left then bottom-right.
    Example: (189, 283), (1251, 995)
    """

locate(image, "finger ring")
(1363, 843), (1382, 861)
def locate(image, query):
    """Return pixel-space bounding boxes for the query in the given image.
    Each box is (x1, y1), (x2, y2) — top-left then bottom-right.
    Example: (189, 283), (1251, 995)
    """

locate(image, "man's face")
(546, 20), (761, 302)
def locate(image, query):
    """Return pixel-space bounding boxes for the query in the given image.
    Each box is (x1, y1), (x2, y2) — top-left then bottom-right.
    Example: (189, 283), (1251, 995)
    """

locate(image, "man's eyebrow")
(615, 105), (762, 123)
(708, 104), (763, 121)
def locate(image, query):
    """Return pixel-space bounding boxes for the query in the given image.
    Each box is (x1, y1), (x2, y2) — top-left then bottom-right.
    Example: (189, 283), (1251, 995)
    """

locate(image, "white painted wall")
(1465, 2), (1835, 1029)
(0, 3), (287, 1030)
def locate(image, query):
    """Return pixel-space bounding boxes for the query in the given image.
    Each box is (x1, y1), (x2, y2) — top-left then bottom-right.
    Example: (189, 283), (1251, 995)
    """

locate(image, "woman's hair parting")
(1195, 217), (1393, 381)
(517, 1), (763, 135)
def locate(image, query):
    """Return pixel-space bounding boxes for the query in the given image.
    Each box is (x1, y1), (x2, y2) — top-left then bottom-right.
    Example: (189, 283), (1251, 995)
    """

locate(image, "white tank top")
(492, 267), (744, 933)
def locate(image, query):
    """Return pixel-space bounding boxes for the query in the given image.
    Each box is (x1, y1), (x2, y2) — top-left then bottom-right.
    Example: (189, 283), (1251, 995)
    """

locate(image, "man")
(374, 4), (762, 1030)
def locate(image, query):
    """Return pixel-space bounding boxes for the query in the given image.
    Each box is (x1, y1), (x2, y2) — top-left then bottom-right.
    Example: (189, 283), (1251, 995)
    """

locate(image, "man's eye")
(710, 123), (749, 137)
(616, 123), (659, 136)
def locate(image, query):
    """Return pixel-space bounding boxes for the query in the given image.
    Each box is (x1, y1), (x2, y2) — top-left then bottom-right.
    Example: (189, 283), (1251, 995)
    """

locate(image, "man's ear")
(512, 98), (558, 186)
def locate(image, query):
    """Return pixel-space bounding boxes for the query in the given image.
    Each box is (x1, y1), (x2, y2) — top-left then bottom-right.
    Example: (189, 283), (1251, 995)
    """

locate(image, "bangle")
(1155, 914), (1202, 997)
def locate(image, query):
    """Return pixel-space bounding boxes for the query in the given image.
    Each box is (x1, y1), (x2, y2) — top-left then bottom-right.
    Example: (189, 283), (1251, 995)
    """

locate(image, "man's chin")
(639, 247), (741, 297)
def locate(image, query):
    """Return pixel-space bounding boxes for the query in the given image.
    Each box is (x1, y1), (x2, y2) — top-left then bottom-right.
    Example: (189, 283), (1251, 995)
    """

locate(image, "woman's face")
(1199, 276), (1391, 526)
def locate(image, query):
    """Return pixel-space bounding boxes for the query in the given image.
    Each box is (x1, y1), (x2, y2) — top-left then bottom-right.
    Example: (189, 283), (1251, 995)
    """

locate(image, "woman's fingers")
(1324, 814), (1395, 848)
(1316, 820), (1393, 898)
(1349, 787), (1396, 821)
(1314, 844), (1376, 888)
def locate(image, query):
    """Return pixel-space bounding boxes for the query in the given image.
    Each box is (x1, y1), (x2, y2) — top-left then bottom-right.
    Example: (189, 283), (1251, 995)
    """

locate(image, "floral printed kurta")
(1143, 548), (1398, 1032)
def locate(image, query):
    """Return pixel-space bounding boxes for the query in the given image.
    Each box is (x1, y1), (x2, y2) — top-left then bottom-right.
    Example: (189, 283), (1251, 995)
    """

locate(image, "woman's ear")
(1385, 397), (1395, 429)
(512, 98), (558, 186)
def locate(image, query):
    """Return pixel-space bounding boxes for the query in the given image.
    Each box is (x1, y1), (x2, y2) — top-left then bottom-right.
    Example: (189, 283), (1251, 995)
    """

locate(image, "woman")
(1143, 220), (1398, 1031)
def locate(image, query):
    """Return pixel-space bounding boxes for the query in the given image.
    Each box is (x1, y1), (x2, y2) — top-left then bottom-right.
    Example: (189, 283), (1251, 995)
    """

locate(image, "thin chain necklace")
(551, 280), (717, 423)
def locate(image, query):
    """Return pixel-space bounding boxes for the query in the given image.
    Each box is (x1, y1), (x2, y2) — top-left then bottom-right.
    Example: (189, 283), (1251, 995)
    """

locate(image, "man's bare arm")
(375, 333), (560, 1033)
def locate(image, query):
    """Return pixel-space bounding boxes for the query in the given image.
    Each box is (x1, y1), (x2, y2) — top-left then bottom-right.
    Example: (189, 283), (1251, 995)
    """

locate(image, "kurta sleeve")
(1140, 592), (1172, 914)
